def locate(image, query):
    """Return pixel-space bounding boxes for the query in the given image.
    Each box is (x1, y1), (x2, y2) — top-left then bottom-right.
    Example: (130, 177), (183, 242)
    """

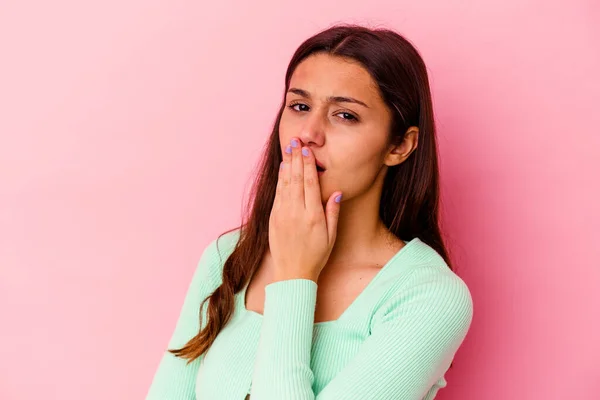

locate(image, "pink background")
(1, 1), (599, 399)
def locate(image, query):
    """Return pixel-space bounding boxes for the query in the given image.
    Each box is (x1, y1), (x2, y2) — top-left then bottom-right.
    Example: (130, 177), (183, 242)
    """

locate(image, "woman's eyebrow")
(287, 87), (370, 108)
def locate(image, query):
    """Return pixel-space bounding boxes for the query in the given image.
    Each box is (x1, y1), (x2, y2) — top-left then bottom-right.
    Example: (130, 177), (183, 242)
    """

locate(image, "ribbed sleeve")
(145, 237), (226, 400)
(250, 279), (318, 399)
(249, 268), (473, 400)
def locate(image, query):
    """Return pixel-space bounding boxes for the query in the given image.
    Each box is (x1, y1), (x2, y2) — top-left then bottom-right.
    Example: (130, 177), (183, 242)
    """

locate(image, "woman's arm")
(145, 237), (225, 400)
(250, 266), (473, 400)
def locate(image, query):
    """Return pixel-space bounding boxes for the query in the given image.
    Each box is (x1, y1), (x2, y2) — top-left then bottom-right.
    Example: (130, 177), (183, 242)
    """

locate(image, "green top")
(146, 229), (473, 399)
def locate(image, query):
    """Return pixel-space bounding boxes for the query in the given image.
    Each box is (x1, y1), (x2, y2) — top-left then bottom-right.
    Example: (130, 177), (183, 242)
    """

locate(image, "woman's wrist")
(272, 272), (319, 284)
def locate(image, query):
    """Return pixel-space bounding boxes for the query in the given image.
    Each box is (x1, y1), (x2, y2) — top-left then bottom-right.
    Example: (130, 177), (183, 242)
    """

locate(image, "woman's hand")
(268, 137), (343, 283)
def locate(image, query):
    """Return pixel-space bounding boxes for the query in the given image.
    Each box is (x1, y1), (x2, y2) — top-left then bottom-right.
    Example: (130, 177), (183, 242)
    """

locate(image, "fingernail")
(291, 139), (299, 148)
(285, 145), (292, 154)
(302, 148), (309, 157)
(335, 194), (342, 203)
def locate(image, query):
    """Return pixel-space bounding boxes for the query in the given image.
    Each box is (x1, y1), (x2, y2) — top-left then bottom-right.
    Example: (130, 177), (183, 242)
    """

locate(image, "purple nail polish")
(285, 145), (292, 154)
(302, 148), (309, 157)
(335, 194), (342, 203)
(291, 139), (299, 148)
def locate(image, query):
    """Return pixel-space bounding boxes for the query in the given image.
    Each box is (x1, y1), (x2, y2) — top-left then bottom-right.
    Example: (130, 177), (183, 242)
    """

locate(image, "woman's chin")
(318, 176), (341, 204)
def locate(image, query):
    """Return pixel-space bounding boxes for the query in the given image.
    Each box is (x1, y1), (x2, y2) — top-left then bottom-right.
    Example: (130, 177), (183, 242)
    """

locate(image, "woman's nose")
(299, 124), (325, 146)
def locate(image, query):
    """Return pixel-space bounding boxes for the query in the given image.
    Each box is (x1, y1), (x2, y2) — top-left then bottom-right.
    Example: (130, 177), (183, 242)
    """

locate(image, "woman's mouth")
(315, 159), (326, 175)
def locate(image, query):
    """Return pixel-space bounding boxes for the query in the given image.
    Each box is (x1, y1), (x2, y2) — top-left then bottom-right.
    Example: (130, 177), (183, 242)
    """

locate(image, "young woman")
(146, 23), (474, 400)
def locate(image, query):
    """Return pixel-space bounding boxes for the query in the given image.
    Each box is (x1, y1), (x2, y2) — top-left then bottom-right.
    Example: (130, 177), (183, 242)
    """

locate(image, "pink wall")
(1, 1), (598, 399)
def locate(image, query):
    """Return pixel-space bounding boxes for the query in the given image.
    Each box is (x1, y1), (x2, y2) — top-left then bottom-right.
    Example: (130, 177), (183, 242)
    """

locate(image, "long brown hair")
(170, 23), (453, 363)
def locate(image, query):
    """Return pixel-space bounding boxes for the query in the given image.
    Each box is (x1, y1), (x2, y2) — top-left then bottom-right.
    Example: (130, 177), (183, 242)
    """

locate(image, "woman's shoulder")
(376, 237), (473, 323)
(391, 237), (470, 287)
(193, 227), (243, 288)
(209, 227), (243, 261)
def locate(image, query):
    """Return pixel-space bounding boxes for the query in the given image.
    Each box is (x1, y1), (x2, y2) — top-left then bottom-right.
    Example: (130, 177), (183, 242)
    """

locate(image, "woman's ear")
(384, 127), (419, 167)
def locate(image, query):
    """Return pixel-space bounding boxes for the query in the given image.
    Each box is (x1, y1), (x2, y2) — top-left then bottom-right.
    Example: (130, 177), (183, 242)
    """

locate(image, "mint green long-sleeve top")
(146, 229), (473, 400)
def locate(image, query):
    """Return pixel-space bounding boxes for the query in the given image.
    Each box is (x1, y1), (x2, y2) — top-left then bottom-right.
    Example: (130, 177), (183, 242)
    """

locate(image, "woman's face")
(279, 53), (396, 204)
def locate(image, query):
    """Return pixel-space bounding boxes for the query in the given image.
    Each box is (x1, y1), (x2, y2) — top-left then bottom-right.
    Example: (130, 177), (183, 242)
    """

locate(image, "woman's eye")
(337, 112), (357, 121)
(287, 103), (358, 123)
(289, 103), (309, 112)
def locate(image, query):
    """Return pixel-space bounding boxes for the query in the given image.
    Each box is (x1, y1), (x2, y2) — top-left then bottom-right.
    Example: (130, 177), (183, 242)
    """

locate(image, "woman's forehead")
(289, 54), (381, 105)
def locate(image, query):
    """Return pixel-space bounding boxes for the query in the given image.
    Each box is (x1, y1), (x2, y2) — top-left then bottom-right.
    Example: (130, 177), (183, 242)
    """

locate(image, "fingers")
(289, 138), (304, 205)
(275, 137), (302, 208)
(301, 146), (322, 212)
(275, 137), (328, 212)
(325, 191), (342, 245)
(274, 141), (293, 208)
